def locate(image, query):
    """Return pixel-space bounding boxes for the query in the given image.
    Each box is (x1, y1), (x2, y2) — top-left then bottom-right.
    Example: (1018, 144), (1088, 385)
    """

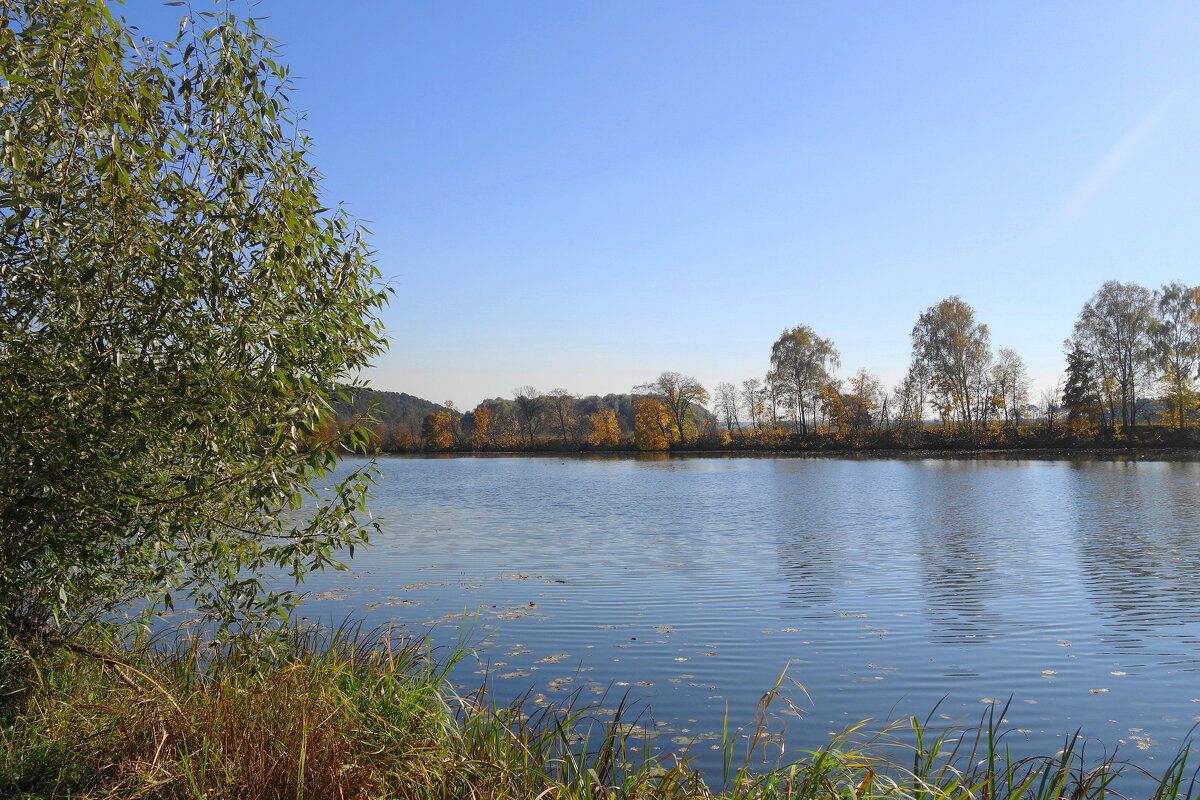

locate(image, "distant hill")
(331, 388), (716, 449)
(470, 392), (714, 436)
(330, 388), (458, 433)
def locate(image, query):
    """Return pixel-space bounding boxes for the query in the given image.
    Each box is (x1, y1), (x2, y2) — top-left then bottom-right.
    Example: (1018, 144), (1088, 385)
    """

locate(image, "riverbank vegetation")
(340, 282), (1200, 454)
(1, 625), (1197, 800)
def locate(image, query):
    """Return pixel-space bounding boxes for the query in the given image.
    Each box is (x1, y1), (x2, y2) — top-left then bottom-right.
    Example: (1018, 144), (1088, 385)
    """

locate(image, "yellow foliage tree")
(424, 411), (455, 450)
(1160, 371), (1197, 430)
(818, 384), (851, 440)
(585, 408), (621, 447)
(472, 404), (494, 450)
(634, 398), (671, 451)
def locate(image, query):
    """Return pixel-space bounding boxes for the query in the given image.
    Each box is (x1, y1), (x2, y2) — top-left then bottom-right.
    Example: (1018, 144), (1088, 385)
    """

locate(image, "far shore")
(369, 444), (1200, 461)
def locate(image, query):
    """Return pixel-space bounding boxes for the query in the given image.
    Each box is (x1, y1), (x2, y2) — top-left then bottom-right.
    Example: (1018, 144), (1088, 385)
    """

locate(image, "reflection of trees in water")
(769, 460), (1010, 623)
(904, 461), (1017, 643)
(776, 533), (842, 606)
(766, 457), (1200, 655)
(1067, 461), (1200, 651)
(770, 459), (1021, 625)
(771, 461), (846, 606)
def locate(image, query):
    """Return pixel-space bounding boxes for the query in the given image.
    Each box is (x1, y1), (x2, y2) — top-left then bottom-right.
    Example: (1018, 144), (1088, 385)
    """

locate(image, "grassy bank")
(0, 627), (1194, 800)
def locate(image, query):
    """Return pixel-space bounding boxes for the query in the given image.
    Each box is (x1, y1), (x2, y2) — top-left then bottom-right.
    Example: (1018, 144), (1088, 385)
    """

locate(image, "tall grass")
(0, 625), (1194, 799)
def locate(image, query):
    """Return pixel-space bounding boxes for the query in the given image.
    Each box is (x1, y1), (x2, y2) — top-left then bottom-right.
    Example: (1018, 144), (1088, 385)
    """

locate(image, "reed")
(0, 625), (1194, 799)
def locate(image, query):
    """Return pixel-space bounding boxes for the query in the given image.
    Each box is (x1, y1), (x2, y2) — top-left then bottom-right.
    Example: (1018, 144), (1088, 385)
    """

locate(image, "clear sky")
(130, 1), (1200, 409)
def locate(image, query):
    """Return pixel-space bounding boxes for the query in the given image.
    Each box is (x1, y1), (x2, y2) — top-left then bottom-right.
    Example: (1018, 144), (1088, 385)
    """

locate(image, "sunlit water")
(298, 453), (1200, 788)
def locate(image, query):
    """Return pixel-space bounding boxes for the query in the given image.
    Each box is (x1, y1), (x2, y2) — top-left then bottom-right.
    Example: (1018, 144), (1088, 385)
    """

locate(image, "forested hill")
(472, 394), (714, 436)
(330, 388), (459, 432)
(332, 389), (713, 434)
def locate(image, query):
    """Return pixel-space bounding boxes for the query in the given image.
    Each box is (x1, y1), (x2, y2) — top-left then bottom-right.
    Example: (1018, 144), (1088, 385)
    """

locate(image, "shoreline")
(371, 445), (1200, 460)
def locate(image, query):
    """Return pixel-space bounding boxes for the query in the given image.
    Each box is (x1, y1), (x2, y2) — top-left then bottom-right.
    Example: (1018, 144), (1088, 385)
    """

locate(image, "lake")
(300, 453), (1200, 787)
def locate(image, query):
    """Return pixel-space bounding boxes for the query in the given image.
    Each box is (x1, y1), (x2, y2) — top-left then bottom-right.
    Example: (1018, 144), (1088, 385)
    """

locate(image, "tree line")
(349, 279), (1199, 453)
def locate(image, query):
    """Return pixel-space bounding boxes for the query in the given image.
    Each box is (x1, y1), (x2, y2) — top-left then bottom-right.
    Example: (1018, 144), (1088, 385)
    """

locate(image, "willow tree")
(0, 1), (387, 640)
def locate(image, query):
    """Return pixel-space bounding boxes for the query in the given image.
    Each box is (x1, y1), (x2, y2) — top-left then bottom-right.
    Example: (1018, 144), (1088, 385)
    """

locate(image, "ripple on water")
(294, 454), (1200, 793)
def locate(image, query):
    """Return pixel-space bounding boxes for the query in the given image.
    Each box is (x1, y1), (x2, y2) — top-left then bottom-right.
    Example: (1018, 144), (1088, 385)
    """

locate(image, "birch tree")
(769, 326), (840, 435)
(1149, 282), (1200, 430)
(909, 297), (992, 431)
(1069, 282), (1155, 430)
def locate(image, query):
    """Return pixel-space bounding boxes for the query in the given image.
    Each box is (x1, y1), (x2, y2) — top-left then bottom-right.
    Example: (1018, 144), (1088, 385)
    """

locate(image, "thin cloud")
(1053, 95), (1176, 228)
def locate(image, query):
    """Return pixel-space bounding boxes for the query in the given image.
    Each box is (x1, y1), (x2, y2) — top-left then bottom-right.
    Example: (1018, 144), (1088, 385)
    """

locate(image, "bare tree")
(1039, 376), (1063, 430)
(765, 370), (785, 430)
(991, 348), (1030, 430)
(893, 365), (928, 431)
(714, 382), (744, 437)
(741, 378), (765, 432)
(512, 386), (543, 446)
(545, 388), (576, 445)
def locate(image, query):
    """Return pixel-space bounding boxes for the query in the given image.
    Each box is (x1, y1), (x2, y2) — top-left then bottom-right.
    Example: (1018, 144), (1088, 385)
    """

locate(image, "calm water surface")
(302, 454), (1200, 785)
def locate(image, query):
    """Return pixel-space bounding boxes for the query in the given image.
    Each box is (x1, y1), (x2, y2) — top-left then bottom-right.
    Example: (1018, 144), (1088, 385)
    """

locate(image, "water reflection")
(301, 453), (1200, 790)
(1066, 461), (1200, 658)
(909, 462), (1037, 643)
(772, 461), (850, 607)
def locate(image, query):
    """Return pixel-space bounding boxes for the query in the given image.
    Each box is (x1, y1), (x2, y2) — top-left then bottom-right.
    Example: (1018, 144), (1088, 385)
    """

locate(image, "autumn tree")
(818, 384), (851, 440)
(910, 297), (992, 431)
(818, 373), (878, 445)
(1149, 282), (1200, 430)
(585, 408), (622, 448)
(769, 326), (840, 436)
(634, 372), (708, 445)
(845, 369), (882, 440)
(633, 398), (671, 450)
(442, 401), (463, 447)
(423, 411), (455, 450)
(471, 404), (495, 449)
(0, 0), (388, 639)
(388, 424), (417, 451)
(479, 399), (522, 446)
(1069, 281), (1154, 430)
(513, 386), (543, 446)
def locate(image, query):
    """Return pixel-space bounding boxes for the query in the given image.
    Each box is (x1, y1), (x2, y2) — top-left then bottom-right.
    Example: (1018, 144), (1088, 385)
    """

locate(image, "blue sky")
(133, 1), (1200, 409)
